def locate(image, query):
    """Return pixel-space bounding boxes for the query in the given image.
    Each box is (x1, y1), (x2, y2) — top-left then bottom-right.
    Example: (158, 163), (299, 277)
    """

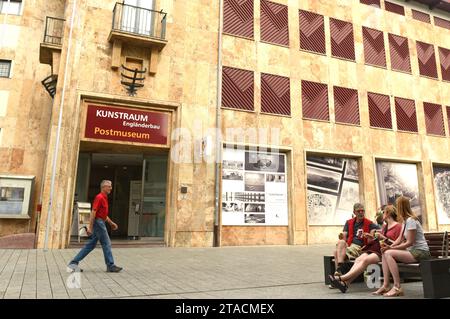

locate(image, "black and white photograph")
(244, 214), (266, 224)
(376, 161), (422, 216)
(245, 152), (285, 173)
(222, 202), (244, 213)
(0, 187), (24, 215)
(337, 181), (360, 212)
(307, 166), (342, 193)
(245, 173), (265, 192)
(344, 159), (359, 180)
(433, 165), (450, 224)
(307, 191), (338, 225)
(266, 174), (286, 183)
(306, 156), (344, 171)
(222, 170), (243, 181)
(222, 192), (265, 203)
(223, 160), (244, 170)
(244, 203), (265, 213)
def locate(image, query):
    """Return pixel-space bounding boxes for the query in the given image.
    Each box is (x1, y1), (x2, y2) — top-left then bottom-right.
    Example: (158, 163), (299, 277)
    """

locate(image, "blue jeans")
(70, 219), (115, 268)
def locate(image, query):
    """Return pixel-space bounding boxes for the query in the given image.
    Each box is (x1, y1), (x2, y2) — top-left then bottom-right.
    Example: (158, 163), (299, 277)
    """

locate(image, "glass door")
(122, 0), (155, 36)
(138, 155), (167, 237)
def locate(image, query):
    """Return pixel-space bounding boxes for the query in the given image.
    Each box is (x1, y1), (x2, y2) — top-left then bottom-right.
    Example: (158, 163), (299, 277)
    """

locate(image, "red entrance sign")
(85, 104), (169, 145)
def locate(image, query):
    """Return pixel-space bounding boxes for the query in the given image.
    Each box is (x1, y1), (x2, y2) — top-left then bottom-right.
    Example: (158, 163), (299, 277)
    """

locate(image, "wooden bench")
(324, 231), (450, 298)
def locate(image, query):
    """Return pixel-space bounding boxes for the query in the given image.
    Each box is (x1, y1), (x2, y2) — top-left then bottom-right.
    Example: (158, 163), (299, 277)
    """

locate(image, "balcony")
(108, 3), (168, 74)
(39, 17), (65, 73)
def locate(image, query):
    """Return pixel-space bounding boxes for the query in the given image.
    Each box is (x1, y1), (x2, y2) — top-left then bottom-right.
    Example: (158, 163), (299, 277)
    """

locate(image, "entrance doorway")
(73, 150), (168, 244)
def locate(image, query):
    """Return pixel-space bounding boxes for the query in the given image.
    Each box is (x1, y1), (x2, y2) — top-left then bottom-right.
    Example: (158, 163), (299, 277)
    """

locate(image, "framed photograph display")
(432, 165), (450, 225)
(221, 147), (288, 226)
(306, 156), (360, 225)
(0, 175), (34, 219)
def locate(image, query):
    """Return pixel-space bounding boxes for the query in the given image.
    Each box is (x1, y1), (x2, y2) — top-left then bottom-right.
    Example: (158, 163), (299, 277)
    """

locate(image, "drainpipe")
(213, 0), (224, 247)
(43, 0), (78, 250)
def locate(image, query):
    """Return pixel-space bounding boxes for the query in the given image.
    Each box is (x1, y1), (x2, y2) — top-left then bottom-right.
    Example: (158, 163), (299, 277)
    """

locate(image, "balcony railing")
(112, 2), (167, 40)
(43, 16), (65, 45)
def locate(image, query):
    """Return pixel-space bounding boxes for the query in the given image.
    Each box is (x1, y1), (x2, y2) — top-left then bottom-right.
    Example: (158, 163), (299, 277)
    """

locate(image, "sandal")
(384, 286), (404, 297)
(371, 286), (390, 295)
(328, 274), (348, 293)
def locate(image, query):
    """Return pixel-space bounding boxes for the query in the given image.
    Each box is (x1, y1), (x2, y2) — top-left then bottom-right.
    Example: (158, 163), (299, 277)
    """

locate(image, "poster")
(221, 147), (288, 226)
(376, 161), (422, 217)
(433, 165), (450, 225)
(306, 156), (360, 225)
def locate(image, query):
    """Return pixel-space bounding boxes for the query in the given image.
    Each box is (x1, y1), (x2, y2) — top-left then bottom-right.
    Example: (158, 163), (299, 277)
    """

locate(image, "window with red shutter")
(434, 17), (450, 30)
(389, 34), (411, 73)
(302, 80), (329, 121)
(299, 10), (325, 54)
(395, 98), (417, 133)
(261, 73), (290, 116)
(384, 1), (405, 16)
(424, 102), (445, 136)
(223, 0), (254, 39)
(368, 92), (392, 129)
(334, 86), (360, 125)
(222, 66), (254, 111)
(260, 0), (289, 46)
(417, 41), (438, 79)
(412, 10), (431, 24)
(360, 0), (381, 8)
(439, 47), (450, 82)
(330, 18), (355, 61)
(363, 27), (386, 68)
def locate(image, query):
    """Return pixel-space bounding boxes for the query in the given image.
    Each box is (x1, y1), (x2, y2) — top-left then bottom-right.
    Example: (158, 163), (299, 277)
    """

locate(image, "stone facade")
(0, 0), (449, 248)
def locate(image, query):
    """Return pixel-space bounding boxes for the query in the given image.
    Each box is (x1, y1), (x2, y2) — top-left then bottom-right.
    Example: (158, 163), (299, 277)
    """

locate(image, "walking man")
(68, 180), (123, 273)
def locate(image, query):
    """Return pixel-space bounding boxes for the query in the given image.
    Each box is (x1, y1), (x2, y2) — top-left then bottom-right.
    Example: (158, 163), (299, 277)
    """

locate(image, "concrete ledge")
(0, 233), (35, 249)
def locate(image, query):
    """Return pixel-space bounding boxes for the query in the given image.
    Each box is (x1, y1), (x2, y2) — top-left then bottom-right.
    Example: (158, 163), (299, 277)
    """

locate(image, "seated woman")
(374, 196), (431, 297)
(329, 205), (402, 293)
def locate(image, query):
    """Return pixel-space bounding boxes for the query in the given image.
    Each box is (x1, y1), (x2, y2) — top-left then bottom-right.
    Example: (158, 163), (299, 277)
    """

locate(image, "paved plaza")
(0, 244), (427, 299)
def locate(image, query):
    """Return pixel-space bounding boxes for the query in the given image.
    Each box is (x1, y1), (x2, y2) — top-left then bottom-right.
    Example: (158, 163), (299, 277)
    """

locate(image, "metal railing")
(112, 2), (167, 40)
(43, 16), (65, 45)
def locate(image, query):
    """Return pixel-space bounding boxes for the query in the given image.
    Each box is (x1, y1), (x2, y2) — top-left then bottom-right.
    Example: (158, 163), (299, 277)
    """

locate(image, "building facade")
(0, 0), (449, 249)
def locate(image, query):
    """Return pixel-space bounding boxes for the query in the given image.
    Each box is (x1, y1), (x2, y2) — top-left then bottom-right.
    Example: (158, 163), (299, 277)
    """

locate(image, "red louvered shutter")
(368, 92), (392, 129)
(389, 34), (411, 73)
(412, 10), (431, 24)
(395, 98), (417, 133)
(260, 0), (289, 46)
(261, 73), (290, 116)
(447, 107), (450, 134)
(384, 1), (405, 15)
(334, 86), (360, 125)
(330, 18), (355, 61)
(417, 41), (438, 79)
(363, 27), (386, 67)
(299, 10), (325, 54)
(435, 17), (450, 30)
(439, 47), (450, 82)
(360, 0), (381, 8)
(222, 66), (254, 111)
(223, 0), (254, 38)
(302, 80), (329, 121)
(424, 102), (445, 136)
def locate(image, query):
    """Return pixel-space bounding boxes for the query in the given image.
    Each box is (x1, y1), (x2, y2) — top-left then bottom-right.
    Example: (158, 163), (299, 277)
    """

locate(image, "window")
(412, 10), (431, 24)
(299, 10), (325, 54)
(0, 60), (11, 78)
(362, 27), (386, 67)
(121, 0), (155, 36)
(423, 102), (445, 136)
(0, 0), (22, 15)
(222, 66), (254, 111)
(302, 80), (329, 121)
(261, 73), (290, 116)
(330, 18), (355, 61)
(434, 17), (450, 30)
(416, 41), (438, 79)
(368, 92), (392, 129)
(334, 86), (359, 125)
(395, 97), (417, 133)
(384, 1), (405, 16)
(360, 0), (381, 8)
(223, 0), (254, 39)
(439, 47), (450, 82)
(388, 33), (411, 73)
(260, 0), (289, 46)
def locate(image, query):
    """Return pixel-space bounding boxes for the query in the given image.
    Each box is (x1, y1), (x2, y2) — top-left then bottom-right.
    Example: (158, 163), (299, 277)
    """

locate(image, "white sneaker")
(67, 263), (83, 272)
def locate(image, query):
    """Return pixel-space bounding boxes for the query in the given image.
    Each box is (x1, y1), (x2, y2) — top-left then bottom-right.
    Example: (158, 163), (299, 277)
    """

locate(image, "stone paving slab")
(0, 245), (439, 299)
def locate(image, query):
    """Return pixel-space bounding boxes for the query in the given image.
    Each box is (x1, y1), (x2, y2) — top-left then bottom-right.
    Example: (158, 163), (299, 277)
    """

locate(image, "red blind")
(360, 0), (381, 8)
(412, 10), (431, 23)
(435, 17), (450, 30)
(439, 47), (450, 82)
(363, 27), (386, 67)
(302, 80), (329, 121)
(334, 86), (360, 125)
(299, 10), (325, 54)
(417, 41), (438, 79)
(222, 66), (254, 111)
(424, 102), (445, 136)
(447, 107), (450, 135)
(261, 73), (290, 116)
(395, 98), (417, 133)
(260, 0), (289, 46)
(223, 0), (254, 38)
(368, 92), (392, 129)
(389, 34), (411, 73)
(384, 1), (405, 15)
(330, 18), (355, 61)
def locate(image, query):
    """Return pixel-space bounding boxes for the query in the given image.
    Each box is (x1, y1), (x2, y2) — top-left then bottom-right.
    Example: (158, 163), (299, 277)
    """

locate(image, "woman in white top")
(375, 196), (431, 297)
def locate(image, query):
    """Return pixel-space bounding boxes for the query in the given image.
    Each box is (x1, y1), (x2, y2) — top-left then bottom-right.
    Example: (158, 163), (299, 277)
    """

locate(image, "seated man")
(333, 203), (380, 276)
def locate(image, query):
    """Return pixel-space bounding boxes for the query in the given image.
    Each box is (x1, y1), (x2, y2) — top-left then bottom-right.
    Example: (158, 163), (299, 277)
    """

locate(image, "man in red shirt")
(68, 180), (123, 273)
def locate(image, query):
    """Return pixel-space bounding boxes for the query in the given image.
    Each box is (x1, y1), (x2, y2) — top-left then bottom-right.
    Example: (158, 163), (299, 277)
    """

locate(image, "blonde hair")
(384, 204), (398, 221)
(395, 196), (418, 221)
